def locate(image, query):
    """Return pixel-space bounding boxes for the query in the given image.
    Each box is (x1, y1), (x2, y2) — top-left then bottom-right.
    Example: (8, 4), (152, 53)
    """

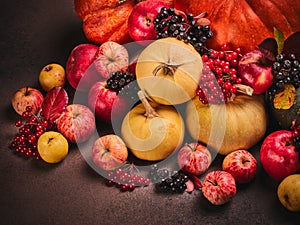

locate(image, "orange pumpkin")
(174, 0), (300, 52)
(74, 0), (175, 45)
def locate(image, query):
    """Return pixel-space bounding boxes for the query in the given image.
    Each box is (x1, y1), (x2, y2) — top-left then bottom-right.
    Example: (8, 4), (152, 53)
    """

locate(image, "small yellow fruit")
(277, 174), (300, 212)
(37, 131), (69, 163)
(39, 63), (66, 92)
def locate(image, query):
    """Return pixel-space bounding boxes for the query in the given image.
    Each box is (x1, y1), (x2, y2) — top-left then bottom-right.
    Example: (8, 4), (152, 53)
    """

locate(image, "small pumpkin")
(174, 0), (300, 52)
(185, 94), (268, 155)
(135, 37), (203, 105)
(74, 0), (175, 45)
(121, 91), (184, 161)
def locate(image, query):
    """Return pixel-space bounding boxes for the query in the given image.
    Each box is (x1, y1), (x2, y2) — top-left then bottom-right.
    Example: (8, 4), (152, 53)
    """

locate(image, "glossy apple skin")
(260, 130), (300, 181)
(11, 87), (44, 115)
(177, 143), (212, 175)
(39, 63), (66, 92)
(88, 81), (127, 123)
(127, 0), (168, 43)
(66, 43), (100, 92)
(238, 50), (273, 94)
(92, 134), (128, 171)
(222, 150), (258, 184)
(56, 104), (96, 143)
(94, 41), (129, 79)
(202, 170), (237, 205)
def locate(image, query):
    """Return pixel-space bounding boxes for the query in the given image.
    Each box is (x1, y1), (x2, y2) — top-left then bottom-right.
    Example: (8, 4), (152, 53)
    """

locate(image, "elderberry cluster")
(106, 71), (135, 93)
(148, 164), (188, 193)
(268, 53), (300, 96)
(153, 7), (213, 53)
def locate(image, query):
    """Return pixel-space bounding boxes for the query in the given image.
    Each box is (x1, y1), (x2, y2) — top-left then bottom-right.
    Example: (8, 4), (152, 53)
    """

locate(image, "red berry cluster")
(196, 44), (243, 104)
(106, 167), (150, 192)
(10, 106), (55, 159)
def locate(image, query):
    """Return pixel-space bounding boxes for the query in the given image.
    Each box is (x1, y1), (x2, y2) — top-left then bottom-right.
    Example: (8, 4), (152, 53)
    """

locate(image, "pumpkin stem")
(137, 90), (159, 119)
(152, 62), (181, 77)
(235, 84), (254, 96)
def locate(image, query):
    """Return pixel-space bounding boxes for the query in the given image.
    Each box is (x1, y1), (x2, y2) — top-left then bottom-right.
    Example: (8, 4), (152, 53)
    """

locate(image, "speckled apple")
(56, 104), (96, 143)
(11, 87), (44, 116)
(202, 170), (237, 205)
(94, 41), (129, 79)
(177, 142), (212, 176)
(222, 149), (258, 184)
(92, 134), (128, 171)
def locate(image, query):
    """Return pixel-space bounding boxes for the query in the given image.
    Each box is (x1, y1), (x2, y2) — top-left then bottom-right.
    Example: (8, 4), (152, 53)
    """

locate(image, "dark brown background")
(0, 1), (299, 224)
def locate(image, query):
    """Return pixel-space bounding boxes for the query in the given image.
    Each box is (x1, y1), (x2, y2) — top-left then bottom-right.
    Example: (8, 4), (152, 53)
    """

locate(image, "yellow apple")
(37, 131), (69, 163)
(277, 174), (300, 212)
(39, 63), (66, 92)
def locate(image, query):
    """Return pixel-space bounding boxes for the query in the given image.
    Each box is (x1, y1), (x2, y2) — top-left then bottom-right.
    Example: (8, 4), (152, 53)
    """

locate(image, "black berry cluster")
(268, 53), (300, 96)
(153, 7), (213, 53)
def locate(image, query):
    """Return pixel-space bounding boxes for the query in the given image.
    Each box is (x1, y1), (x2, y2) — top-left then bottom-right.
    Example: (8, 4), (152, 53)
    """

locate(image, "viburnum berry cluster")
(10, 106), (56, 159)
(105, 165), (150, 192)
(196, 44), (243, 104)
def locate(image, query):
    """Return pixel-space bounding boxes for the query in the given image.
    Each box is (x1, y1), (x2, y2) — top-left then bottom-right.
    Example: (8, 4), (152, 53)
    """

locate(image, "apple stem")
(137, 91), (159, 119)
(207, 179), (217, 186)
(25, 86), (29, 96)
(235, 84), (254, 96)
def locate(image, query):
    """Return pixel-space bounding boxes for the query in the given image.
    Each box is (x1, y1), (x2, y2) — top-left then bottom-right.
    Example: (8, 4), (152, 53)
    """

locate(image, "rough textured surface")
(0, 1), (300, 225)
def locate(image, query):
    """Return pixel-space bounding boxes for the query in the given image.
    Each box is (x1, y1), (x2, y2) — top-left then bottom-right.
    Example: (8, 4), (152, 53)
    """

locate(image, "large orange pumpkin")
(74, 0), (175, 45)
(174, 0), (300, 52)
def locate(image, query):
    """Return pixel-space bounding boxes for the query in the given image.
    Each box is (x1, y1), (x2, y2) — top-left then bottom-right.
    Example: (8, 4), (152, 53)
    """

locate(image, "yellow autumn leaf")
(273, 84), (296, 110)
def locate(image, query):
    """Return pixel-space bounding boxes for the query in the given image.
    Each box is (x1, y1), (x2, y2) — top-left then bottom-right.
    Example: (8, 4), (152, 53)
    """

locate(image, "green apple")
(39, 63), (66, 92)
(277, 174), (300, 212)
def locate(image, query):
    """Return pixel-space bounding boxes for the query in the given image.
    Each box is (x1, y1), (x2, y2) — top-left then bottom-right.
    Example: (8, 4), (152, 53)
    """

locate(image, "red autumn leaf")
(41, 87), (68, 123)
(188, 174), (203, 190)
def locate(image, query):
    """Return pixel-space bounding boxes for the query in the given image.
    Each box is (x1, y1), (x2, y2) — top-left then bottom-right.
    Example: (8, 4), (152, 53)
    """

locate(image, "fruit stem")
(235, 84), (254, 96)
(152, 62), (181, 77)
(25, 86), (29, 96)
(137, 91), (159, 119)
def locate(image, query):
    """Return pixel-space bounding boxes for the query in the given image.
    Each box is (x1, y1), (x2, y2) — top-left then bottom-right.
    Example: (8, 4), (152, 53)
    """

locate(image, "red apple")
(127, 0), (168, 43)
(94, 41), (129, 79)
(238, 49), (273, 94)
(177, 142), (212, 175)
(56, 104), (96, 143)
(88, 81), (128, 123)
(11, 87), (44, 116)
(92, 134), (128, 171)
(66, 43), (100, 92)
(260, 130), (300, 181)
(222, 150), (258, 184)
(202, 170), (237, 205)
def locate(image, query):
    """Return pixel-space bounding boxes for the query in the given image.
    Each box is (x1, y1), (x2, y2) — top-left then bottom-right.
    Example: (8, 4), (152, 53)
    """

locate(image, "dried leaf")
(273, 84), (296, 110)
(274, 27), (285, 54)
(257, 37), (277, 62)
(41, 87), (69, 122)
